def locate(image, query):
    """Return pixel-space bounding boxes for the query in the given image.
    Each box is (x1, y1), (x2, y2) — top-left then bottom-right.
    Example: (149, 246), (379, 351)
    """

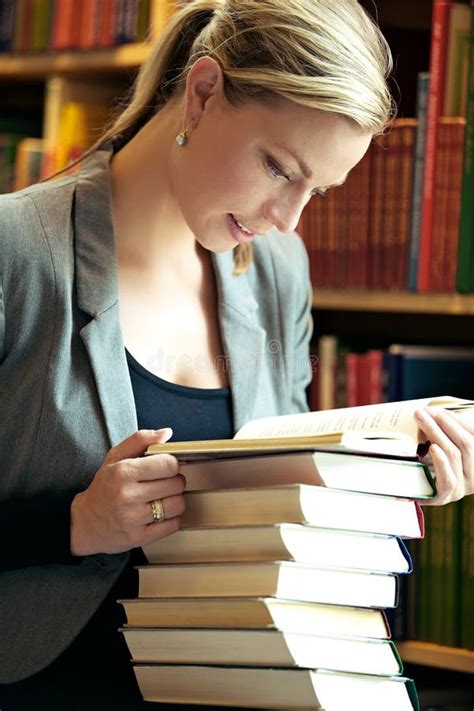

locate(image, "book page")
(235, 396), (471, 442)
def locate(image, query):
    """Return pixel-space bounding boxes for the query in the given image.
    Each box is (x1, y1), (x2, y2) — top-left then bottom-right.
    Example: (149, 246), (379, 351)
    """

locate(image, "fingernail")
(415, 409), (426, 422)
(154, 427), (173, 439)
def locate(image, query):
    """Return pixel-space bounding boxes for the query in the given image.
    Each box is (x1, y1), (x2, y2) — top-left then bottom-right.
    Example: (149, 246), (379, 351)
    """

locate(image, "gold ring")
(150, 498), (165, 523)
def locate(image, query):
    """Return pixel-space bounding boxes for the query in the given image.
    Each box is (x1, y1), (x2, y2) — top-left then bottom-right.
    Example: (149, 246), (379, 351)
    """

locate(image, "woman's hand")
(415, 408), (474, 505)
(70, 428), (185, 556)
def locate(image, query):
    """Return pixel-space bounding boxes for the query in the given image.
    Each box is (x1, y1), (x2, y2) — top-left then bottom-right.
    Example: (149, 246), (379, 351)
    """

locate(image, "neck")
(109, 102), (203, 283)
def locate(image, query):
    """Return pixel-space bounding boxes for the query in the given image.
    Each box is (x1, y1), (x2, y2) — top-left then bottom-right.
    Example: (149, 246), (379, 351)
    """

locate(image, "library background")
(0, 0), (473, 708)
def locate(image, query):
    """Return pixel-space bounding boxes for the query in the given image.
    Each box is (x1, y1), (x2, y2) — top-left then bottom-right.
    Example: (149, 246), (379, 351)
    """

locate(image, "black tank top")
(125, 349), (234, 441)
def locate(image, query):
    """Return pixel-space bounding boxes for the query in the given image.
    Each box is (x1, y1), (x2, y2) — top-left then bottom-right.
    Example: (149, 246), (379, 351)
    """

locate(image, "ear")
(182, 56), (226, 127)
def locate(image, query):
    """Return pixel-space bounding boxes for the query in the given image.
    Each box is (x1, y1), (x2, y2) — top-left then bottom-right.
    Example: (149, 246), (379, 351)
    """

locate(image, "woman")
(0, 0), (472, 708)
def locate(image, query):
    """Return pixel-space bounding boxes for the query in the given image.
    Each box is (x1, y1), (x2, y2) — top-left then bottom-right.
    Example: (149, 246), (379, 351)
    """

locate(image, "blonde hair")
(61, 0), (394, 273)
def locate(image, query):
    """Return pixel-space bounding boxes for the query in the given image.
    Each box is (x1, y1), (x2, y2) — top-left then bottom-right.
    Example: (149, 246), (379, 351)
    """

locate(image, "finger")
(429, 410), (474, 489)
(141, 493), (186, 524)
(422, 443), (459, 506)
(449, 409), (474, 435)
(123, 451), (180, 482)
(137, 473), (186, 504)
(141, 516), (182, 547)
(430, 408), (473, 448)
(106, 428), (173, 465)
(415, 408), (456, 452)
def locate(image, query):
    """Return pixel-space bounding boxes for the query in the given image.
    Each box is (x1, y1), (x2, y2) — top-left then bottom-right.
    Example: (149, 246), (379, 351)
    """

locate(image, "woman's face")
(171, 84), (372, 254)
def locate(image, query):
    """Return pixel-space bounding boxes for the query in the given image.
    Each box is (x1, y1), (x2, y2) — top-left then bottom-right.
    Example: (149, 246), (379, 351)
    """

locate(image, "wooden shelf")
(312, 289), (474, 316)
(0, 44), (150, 79)
(398, 641), (474, 674)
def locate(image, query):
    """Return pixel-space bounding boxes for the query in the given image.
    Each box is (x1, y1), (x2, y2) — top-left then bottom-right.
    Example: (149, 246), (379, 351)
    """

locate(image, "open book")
(146, 395), (473, 460)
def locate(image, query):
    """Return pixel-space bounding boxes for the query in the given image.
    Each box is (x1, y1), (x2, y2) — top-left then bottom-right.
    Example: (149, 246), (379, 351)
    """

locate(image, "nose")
(263, 193), (309, 234)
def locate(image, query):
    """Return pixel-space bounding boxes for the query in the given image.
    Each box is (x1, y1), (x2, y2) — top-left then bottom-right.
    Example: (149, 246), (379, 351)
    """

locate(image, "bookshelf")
(1, 0), (472, 687)
(313, 289), (474, 316)
(398, 641), (474, 674)
(0, 43), (150, 78)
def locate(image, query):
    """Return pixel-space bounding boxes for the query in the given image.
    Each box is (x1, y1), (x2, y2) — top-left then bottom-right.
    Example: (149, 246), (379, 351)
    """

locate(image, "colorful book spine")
(0, 0), (14, 51)
(460, 494), (474, 649)
(408, 73), (430, 291)
(417, 0), (452, 292)
(444, 119), (466, 291)
(456, 2), (474, 292)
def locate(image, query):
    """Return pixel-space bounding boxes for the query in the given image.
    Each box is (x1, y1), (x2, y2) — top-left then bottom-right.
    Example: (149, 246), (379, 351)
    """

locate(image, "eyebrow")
(272, 142), (348, 189)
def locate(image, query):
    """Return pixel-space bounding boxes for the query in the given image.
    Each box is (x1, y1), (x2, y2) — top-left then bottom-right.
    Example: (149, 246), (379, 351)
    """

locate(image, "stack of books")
(119, 396), (473, 709)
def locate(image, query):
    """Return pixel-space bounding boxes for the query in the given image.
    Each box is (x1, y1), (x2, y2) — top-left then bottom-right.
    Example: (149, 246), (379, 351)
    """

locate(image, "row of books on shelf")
(0, 0), (152, 53)
(0, 99), (109, 192)
(299, 0), (474, 293)
(311, 335), (474, 412)
(116, 396), (473, 708)
(407, 496), (474, 650)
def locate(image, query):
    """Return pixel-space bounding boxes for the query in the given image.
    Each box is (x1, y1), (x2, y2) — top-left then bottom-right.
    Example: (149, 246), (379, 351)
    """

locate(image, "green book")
(456, 3), (474, 292)
(460, 495), (474, 649)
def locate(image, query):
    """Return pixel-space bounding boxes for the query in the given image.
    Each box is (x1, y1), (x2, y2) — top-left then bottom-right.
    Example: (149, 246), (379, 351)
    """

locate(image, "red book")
(78, 0), (98, 49)
(98, 0), (117, 47)
(381, 126), (401, 289)
(51, 0), (76, 50)
(347, 151), (371, 288)
(367, 137), (386, 288)
(417, 0), (452, 291)
(345, 352), (359, 407)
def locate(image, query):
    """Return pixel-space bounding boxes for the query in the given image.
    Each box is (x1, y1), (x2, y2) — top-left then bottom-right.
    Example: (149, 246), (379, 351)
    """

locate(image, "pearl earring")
(175, 121), (195, 146)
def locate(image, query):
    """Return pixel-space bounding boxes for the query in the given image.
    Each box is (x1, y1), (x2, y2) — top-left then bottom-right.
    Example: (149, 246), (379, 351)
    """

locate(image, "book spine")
(345, 352), (359, 407)
(459, 494), (474, 649)
(367, 138), (386, 288)
(0, 0), (14, 52)
(415, 508), (432, 640)
(428, 505), (445, 642)
(78, 0), (98, 49)
(318, 335), (337, 410)
(136, 0), (150, 42)
(429, 119), (450, 291)
(349, 152), (370, 288)
(367, 349), (383, 404)
(444, 120), (466, 291)
(395, 121), (417, 290)
(326, 192), (337, 287)
(381, 125), (400, 289)
(456, 3), (474, 292)
(417, 0), (452, 292)
(408, 73), (430, 291)
(441, 501), (462, 646)
(443, 3), (472, 116)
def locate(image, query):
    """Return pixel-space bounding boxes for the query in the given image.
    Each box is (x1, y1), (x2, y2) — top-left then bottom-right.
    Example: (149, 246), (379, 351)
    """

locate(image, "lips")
(227, 213), (256, 244)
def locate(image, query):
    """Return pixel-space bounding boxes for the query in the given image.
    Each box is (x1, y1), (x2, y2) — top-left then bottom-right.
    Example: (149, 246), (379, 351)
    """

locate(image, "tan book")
(122, 628), (402, 676)
(142, 523), (412, 573)
(146, 395), (473, 460)
(118, 598), (390, 639)
(133, 665), (418, 709)
(137, 561), (398, 609)
(178, 451), (435, 498)
(163, 484), (424, 537)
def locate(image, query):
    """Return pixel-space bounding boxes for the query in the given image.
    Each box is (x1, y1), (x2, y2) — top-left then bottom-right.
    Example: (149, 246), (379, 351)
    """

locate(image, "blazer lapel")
(74, 148), (137, 447)
(212, 251), (267, 432)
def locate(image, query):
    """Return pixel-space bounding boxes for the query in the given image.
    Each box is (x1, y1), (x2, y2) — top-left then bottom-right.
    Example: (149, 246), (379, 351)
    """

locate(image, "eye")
(266, 156), (290, 181)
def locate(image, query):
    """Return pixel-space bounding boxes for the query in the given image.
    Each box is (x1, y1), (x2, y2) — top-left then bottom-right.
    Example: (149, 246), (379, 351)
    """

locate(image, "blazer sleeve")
(0, 492), (83, 571)
(0, 191), (83, 571)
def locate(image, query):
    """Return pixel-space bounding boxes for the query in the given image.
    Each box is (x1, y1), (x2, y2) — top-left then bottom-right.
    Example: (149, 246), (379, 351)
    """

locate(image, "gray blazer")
(0, 144), (313, 682)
